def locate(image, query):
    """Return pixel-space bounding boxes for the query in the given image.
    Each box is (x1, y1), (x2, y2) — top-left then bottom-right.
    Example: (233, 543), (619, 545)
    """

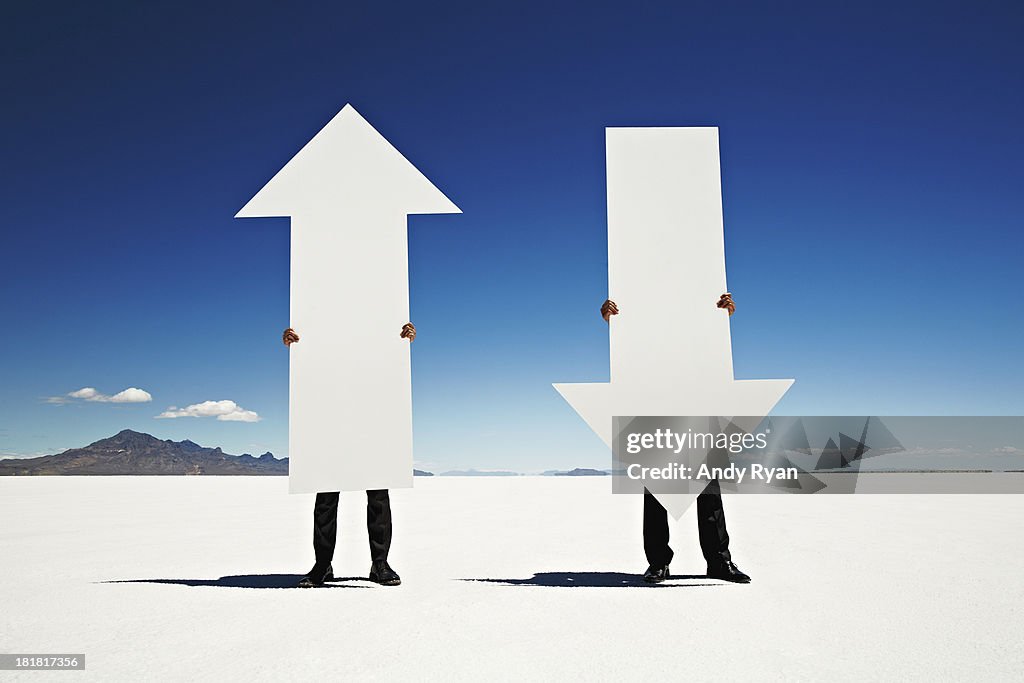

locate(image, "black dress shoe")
(297, 563), (334, 588)
(643, 564), (671, 583)
(706, 560), (751, 583)
(368, 561), (401, 586)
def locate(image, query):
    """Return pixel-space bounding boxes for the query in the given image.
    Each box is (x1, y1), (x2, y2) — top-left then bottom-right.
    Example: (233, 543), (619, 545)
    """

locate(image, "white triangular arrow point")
(553, 380), (793, 451)
(236, 104), (460, 219)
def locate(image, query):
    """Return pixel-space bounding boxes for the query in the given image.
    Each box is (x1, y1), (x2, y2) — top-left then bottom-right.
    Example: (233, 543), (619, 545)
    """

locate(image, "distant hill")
(0, 429), (287, 476)
(440, 469), (521, 477)
(549, 468), (609, 476)
(413, 469), (434, 477)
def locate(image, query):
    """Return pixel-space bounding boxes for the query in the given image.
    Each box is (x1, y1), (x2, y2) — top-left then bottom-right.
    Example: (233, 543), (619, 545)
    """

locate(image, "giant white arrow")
(237, 105), (460, 494)
(554, 127), (793, 519)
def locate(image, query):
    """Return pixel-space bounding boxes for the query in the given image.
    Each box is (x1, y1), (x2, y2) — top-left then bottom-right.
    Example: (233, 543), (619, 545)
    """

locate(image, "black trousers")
(643, 481), (731, 567)
(313, 490), (392, 564)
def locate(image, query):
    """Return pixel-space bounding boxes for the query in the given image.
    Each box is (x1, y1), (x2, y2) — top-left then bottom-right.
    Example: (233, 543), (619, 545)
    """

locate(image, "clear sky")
(1, 1), (1022, 471)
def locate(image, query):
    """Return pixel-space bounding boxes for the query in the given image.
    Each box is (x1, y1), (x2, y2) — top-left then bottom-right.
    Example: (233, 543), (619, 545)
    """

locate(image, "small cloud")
(49, 387), (153, 404)
(156, 400), (260, 423)
(106, 388), (153, 403)
(992, 446), (1023, 455)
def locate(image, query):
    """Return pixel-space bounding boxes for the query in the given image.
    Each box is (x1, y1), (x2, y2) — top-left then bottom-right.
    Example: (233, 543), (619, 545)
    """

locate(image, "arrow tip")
(236, 104), (461, 219)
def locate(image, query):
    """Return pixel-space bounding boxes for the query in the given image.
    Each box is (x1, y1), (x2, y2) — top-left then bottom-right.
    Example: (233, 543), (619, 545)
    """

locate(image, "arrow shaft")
(606, 128), (734, 387)
(288, 212), (413, 492)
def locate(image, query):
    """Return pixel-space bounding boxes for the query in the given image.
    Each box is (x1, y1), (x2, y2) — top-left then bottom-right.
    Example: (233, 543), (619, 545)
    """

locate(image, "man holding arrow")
(602, 293), (752, 585)
(283, 323), (413, 588)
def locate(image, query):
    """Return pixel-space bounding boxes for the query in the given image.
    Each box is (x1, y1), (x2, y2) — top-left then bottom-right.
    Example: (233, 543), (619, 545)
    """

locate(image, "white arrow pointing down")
(554, 127), (793, 519)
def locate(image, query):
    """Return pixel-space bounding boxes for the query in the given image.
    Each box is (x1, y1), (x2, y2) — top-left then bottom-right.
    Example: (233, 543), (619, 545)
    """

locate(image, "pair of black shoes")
(643, 560), (751, 584)
(296, 561), (401, 588)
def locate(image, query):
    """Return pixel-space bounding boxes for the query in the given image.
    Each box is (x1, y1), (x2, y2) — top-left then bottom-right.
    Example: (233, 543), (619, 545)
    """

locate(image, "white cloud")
(992, 446), (1023, 455)
(107, 388), (153, 403)
(50, 387), (153, 404)
(156, 400), (260, 423)
(69, 387), (99, 399)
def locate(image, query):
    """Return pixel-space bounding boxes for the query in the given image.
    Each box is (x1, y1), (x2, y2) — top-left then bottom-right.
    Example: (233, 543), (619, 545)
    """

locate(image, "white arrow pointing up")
(554, 127), (793, 518)
(237, 104), (460, 493)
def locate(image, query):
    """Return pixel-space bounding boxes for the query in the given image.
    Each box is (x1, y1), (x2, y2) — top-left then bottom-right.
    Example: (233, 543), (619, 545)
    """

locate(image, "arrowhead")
(554, 378), (794, 519)
(236, 104), (460, 218)
(554, 379), (793, 450)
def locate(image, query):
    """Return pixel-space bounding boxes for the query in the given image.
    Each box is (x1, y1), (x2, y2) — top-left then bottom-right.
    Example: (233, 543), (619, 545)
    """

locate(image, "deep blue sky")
(1, 1), (1022, 470)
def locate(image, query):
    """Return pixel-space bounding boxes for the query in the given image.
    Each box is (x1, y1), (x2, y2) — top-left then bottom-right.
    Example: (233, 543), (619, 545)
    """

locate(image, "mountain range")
(0, 429), (288, 476)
